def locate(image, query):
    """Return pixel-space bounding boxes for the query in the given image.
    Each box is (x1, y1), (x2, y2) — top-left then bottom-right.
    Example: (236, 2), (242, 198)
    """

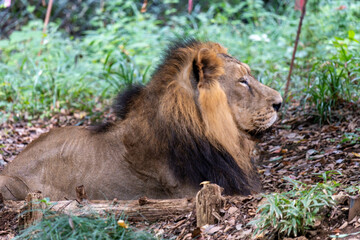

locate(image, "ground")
(0, 101), (359, 239)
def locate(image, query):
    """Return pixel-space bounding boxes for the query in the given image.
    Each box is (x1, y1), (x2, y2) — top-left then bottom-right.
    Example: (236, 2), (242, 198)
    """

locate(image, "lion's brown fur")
(198, 80), (251, 170)
(0, 39), (282, 200)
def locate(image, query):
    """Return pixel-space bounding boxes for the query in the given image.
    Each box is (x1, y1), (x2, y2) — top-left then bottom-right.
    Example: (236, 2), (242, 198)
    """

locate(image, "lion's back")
(2, 126), (128, 199)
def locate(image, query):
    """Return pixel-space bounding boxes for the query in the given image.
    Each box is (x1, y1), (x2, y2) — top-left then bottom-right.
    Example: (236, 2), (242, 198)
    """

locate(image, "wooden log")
(2, 197), (196, 223)
(19, 191), (46, 228)
(4, 184), (248, 224)
(49, 197), (195, 222)
(195, 183), (225, 227)
(3, 197), (196, 223)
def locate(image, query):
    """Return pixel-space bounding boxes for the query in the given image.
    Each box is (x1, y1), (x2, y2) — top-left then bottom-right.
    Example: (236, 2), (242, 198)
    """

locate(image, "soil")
(0, 101), (359, 240)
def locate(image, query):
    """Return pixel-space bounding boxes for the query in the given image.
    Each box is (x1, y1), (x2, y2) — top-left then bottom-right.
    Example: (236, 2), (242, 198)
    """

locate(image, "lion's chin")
(246, 126), (274, 141)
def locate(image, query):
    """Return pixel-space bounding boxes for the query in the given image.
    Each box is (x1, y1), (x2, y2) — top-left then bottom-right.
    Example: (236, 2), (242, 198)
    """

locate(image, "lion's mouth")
(265, 114), (278, 128)
(246, 114), (278, 140)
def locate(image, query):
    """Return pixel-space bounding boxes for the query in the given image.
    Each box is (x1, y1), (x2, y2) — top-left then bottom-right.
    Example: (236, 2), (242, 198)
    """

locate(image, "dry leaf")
(227, 206), (238, 215)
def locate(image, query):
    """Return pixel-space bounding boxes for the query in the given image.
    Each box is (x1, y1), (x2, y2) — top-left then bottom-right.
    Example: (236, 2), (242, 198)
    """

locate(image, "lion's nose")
(272, 103), (282, 112)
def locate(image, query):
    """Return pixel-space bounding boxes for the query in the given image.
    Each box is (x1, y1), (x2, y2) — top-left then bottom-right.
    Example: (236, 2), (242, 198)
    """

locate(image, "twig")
(37, 0), (53, 57)
(283, 0), (308, 103)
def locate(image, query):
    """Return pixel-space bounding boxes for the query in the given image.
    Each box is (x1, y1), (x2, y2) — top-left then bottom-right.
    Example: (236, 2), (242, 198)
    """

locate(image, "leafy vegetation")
(345, 184), (360, 196)
(303, 30), (360, 123)
(249, 176), (338, 237)
(15, 210), (155, 240)
(0, 0), (359, 123)
(341, 131), (360, 145)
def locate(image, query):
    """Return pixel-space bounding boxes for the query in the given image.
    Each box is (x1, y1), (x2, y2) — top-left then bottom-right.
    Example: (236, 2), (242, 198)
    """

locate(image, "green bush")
(249, 176), (338, 237)
(341, 131), (360, 145)
(15, 210), (156, 240)
(303, 30), (360, 124)
(0, 21), (103, 120)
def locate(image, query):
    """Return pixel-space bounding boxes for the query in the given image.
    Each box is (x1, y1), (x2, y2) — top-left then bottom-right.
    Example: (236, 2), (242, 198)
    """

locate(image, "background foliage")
(0, 0), (359, 122)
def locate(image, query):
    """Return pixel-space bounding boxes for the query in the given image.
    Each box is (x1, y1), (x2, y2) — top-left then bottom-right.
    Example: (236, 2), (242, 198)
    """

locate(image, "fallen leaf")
(204, 225), (223, 235)
(227, 206), (238, 215)
(339, 221), (348, 229)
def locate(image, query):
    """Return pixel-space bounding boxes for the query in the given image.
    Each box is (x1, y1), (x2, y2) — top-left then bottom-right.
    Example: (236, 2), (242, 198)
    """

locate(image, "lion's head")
(217, 54), (282, 133)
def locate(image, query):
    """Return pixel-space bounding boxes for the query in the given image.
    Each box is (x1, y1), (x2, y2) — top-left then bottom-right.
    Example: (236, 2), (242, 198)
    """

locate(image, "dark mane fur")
(113, 84), (144, 119)
(160, 38), (200, 65)
(87, 122), (115, 133)
(165, 126), (257, 195)
(152, 38), (201, 79)
(88, 84), (144, 133)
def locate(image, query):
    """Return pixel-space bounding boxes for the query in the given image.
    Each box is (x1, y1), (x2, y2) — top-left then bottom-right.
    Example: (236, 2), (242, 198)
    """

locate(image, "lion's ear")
(194, 48), (224, 86)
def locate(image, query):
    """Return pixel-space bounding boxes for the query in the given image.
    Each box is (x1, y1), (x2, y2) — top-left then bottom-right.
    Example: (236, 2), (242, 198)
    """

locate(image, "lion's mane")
(106, 39), (261, 195)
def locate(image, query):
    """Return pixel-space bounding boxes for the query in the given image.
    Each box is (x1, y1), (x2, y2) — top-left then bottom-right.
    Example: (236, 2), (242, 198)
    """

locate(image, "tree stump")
(19, 191), (46, 228)
(76, 185), (88, 203)
(196, 183), (225, 227)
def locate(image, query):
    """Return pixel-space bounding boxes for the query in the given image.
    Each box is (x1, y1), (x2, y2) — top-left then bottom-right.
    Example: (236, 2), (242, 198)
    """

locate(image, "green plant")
(313, 170), (341, 182)
(0, 20), (106, 120)
(341, 132), (360, 144)
(249, 177), (338, 237)
(304, 61), (346, 124)
(101, 50), (150, 91)
(303, 30), (360, 124)
(345, 185), (360, 196)
(15, 210), (156, 240)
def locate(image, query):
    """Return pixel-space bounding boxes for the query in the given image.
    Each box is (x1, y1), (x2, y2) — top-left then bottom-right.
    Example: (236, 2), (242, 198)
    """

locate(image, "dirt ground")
(0, 101), (359, 239)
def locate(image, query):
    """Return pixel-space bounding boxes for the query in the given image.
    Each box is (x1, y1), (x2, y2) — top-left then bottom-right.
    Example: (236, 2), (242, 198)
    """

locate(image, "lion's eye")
(238, 78), (248, 86)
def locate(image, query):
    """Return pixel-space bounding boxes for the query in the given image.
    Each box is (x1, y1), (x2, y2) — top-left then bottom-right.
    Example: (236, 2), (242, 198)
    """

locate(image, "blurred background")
(0, 0), (359, 123)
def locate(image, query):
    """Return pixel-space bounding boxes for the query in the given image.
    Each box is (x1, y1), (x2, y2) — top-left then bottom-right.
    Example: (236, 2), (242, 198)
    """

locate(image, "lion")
(0, 39), (282, 200)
